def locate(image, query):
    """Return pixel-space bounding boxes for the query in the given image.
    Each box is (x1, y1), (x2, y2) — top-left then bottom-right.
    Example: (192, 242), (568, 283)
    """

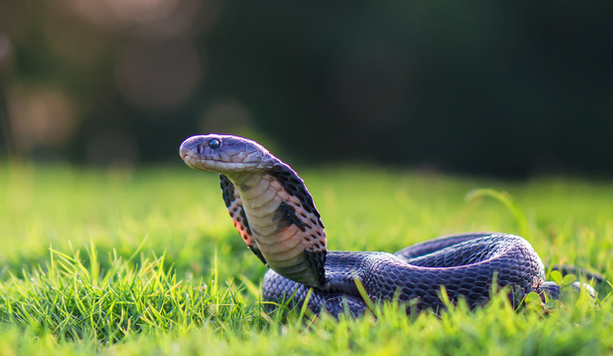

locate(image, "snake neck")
(222, 162), (327, 288)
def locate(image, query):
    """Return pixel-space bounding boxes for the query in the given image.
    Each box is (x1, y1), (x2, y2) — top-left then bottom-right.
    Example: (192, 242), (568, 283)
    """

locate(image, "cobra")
(180, 134), (574, 316)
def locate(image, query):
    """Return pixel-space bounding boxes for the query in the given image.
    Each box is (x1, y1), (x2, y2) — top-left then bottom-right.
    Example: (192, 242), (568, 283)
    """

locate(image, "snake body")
(180, 134), (561, 316)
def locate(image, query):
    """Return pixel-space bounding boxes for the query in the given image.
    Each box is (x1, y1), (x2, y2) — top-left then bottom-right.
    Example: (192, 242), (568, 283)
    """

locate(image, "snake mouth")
(182, 152), (264, 173)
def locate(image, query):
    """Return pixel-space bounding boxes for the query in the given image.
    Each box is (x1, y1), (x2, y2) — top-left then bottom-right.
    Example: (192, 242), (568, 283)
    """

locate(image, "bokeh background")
(1, 1), (612, 177)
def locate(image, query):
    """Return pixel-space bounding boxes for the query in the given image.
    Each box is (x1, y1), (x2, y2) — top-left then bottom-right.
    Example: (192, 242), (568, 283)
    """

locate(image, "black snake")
(180, 134), (583, 317)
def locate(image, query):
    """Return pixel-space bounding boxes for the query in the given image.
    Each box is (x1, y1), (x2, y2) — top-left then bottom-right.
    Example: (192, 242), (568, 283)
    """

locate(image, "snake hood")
(180, 134), (328, 288)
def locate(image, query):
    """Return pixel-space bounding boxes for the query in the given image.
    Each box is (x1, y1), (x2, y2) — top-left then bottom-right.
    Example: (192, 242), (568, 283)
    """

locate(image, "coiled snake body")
(180, 134), (562, 316)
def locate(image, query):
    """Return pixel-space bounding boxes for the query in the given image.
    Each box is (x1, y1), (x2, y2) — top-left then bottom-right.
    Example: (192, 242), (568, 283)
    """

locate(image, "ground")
(0, 162), (611, 355)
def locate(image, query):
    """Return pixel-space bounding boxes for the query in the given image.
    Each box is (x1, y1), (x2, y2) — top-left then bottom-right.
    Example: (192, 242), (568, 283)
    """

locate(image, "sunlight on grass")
(0, 162), (612, 355)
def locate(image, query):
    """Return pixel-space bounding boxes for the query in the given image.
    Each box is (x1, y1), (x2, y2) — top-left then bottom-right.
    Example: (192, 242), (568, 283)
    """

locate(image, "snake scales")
(180, 134), (575, 317)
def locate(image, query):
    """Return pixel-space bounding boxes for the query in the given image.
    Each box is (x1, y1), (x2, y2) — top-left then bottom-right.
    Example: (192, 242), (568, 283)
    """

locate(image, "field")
(0, 162), (612, 355)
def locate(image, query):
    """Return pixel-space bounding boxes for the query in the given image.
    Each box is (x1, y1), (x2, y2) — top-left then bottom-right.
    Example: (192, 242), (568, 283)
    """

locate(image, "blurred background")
(0, 0), (612, 177)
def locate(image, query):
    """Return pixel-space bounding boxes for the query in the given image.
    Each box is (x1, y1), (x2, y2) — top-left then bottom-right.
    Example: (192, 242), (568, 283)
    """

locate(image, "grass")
(0, 161), (612, 355)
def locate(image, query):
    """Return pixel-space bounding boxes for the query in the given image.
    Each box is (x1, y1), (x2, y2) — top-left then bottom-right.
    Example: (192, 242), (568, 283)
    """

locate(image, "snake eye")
(209, 138), (220, 149)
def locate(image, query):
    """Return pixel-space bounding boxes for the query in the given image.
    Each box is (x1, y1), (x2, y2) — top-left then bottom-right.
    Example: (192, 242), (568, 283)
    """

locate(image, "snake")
(180, 134), (578, 317)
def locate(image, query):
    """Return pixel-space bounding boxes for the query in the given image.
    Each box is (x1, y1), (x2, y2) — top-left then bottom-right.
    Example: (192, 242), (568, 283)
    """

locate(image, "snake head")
(180, 134), (277, 173)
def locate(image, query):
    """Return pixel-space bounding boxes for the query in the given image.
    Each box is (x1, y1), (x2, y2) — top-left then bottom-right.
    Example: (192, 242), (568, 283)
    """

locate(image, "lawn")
(0, 161), (612, 355)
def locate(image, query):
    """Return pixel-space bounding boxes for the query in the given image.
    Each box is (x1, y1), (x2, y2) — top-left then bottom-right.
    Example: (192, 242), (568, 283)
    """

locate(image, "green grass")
(0, 161), (612, 355)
